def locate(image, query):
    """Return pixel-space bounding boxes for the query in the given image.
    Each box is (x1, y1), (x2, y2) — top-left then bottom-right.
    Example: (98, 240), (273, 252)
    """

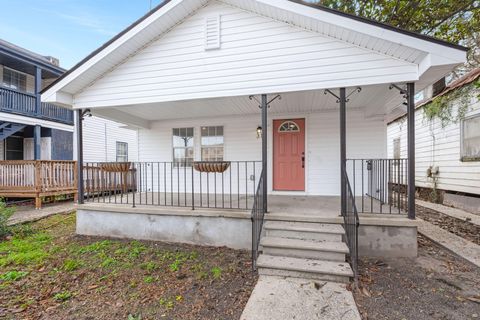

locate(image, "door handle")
(302, 156), (305, 168)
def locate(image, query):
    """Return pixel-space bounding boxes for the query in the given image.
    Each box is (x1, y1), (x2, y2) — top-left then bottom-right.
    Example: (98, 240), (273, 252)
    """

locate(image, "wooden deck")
(0, 160), (77, 208)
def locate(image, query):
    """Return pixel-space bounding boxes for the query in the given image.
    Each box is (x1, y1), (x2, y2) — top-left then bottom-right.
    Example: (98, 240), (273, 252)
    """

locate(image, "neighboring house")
(0, 39), (74, 160)
(42, 0), (467, 282)
(0, 39), (138, 163)
(388, 69), (480, 213)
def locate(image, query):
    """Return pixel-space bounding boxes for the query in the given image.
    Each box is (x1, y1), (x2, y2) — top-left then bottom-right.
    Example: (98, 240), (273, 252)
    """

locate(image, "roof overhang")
(41, 0), (468, 109)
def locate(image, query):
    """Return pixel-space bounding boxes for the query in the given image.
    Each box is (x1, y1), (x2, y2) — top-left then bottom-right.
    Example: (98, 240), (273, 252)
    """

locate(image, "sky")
(0, 0), (165, 69)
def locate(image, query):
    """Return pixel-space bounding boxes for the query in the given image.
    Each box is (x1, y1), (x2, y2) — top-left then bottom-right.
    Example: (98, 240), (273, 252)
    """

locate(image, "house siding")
(74, 1), (417, 108)
(138, 108), (386, 195)
(81, 116), (138, 163)
(387, 92), (480, 195)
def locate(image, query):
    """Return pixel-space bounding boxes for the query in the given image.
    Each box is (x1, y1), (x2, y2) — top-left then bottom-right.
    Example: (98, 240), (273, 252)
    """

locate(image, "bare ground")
(354, 235), (480, 320)
(0, 213), (257, 320)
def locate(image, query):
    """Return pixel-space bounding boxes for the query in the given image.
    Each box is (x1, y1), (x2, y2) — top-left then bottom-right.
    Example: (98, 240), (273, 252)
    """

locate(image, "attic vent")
(205, 15), (221, 50)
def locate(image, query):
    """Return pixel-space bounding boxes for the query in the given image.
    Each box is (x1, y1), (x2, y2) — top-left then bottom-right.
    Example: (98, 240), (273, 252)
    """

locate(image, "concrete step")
(260, 236), (348, 261)
(257, 254), (353, 283)
(264, 221), (344, 242)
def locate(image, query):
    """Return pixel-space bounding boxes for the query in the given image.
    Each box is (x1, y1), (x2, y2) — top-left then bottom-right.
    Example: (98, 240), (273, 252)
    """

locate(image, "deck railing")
(84, 161), (262, 210)
(0, 160), (77, 208)
(346, 158), (408, 214)
(251, 169), (265, 270)
(0, 86), (74, 124)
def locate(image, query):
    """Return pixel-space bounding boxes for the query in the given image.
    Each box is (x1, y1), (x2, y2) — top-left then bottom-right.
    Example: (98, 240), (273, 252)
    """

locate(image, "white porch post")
(75, 109), (84, 204)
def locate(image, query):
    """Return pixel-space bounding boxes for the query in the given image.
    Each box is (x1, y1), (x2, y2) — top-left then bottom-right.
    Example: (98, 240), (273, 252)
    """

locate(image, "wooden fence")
(0, 160), (77, 208)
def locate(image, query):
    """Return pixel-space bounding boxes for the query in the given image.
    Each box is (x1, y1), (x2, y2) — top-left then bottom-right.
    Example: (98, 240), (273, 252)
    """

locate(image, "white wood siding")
(138, 108), (386, 195)
(81, 116), (138, 163)
(74, 1), (417, 108)
(387, 92), (480, 195)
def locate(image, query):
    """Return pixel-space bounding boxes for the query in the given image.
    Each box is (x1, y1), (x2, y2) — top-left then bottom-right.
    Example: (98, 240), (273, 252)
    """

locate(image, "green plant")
(211, 266), (222, 279)
(127, 314), (142, 320)
(63, 259), (82, 272)
(0, 232), (51, 267)
(140, 261), (157, 272)
(143, 276), (154, 284)
(79, 240), (112, 254)
(0, 270), (28, 281)
(0, 199), (15, 239)
(53, 291), (72, 302)
(159, 297), (175, 310)
(423, 83), (476, 127)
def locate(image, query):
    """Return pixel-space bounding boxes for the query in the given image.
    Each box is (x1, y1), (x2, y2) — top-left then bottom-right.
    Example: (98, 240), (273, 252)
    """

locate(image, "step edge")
(260, 237), (350, 253)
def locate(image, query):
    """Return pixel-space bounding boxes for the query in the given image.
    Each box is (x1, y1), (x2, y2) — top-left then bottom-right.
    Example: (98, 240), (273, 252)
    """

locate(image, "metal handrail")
(343, 171), (359, 283)
(251, 169), (265, 271)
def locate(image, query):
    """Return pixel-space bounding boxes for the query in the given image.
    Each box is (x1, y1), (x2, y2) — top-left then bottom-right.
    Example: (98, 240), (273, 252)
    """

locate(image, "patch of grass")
(53, 291), (72, 302)
(0, 233), (51, 267)
(78, 240), (112, 254)
(0, 200), (15, 239)
(143, 276), (154, 284)
(63, 259), (82, 272)
(0, 270), (28, 281)
(211, 266), (222, 279)
(100, 257), (117, 268)
(140, 261), (157, 272)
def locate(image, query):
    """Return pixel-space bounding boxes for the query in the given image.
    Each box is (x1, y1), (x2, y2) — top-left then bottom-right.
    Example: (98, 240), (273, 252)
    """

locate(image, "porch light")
(256, 126), (262, 139)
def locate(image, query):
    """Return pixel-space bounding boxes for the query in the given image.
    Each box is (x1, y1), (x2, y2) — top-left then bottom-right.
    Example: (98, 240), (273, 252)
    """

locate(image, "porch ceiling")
(92, 83), (407, 126)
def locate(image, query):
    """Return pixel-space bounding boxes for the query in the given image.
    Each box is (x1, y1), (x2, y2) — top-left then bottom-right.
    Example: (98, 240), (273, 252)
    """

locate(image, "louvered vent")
(205, 15), (221, 50)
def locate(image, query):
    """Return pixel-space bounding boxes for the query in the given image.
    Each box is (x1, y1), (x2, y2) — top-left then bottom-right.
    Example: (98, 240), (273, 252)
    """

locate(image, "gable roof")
(41, 0), (468, 104)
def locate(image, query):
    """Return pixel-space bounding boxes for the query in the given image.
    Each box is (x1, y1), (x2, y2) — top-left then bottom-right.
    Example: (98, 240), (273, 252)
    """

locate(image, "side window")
(393, 138), (401, 159)
(116, 141), (128, 162)
(201, 126), (224, 161)
(461, 114), (480, 161)
(3, 67), (27, 92)
(173, 128), (194, 167)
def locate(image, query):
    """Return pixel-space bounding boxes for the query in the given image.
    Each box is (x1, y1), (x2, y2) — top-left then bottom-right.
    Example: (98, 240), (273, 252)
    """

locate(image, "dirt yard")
(0, 213), (257, 320)
(417, 204), (480, 245)
(354, 235), (480, 320)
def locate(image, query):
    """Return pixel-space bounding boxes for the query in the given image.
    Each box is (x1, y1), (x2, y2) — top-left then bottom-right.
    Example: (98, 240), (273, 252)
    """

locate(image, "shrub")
(0, 200), (15, 239)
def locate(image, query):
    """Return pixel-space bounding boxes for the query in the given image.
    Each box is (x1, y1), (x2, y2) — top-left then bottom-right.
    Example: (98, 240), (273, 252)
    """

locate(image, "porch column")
(75, 109), (85, 204)
(407, 82), (415, 219)
(339, 88), (346, 216)
(261, 94), (268, 213)
(33, 125), (41, 160)
(34, 66), (42, 160)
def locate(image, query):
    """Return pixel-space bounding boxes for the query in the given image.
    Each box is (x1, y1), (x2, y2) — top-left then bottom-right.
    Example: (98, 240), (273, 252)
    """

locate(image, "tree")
(309, 0), (480, 72)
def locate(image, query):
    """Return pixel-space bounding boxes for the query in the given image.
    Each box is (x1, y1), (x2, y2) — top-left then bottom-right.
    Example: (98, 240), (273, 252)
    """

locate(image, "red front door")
(273, 119), (305, 191)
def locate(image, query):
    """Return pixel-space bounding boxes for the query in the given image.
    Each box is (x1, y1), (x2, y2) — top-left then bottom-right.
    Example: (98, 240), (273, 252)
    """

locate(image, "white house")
(41, 0), (467, 282)
(388, 69), (480, 213)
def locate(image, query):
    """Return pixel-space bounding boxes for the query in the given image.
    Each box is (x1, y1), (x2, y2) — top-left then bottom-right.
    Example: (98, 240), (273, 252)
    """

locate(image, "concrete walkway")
(7, 202), (75, 225)
(418, 219), (480, 268)
(240, 276), (361, 320)
(417, 199), (480, 226)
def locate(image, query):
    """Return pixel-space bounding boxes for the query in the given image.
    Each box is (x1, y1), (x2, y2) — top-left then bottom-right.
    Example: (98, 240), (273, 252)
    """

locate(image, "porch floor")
(84, 193), (400, 219)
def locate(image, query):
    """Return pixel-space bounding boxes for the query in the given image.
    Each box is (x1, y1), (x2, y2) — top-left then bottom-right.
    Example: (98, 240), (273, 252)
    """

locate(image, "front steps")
(256, 220), (353, 283)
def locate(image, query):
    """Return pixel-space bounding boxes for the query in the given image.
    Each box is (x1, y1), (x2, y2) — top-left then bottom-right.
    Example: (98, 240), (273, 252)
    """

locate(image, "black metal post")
(340, 88), (347, 216)
(407, 82), (415, 219)
(34, 66), (42, 160)
(76, 109), (85, 204)
(261, 94), (268, 213)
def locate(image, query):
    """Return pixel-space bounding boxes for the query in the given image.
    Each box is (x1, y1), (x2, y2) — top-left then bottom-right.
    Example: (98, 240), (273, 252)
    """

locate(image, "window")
(5, 136), (24, 160)
(116, 142), (128, 162)
(201, 126), (224, 161)
(173, 128), (194, 167)
(393, 138), (401, 159)
(461, 115), (480, 161)
(3, 67), (27, 92)
(278, 121), (300, 132)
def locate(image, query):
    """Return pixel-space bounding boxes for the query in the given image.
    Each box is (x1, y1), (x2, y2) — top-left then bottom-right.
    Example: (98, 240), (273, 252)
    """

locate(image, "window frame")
(172, 127), (195, 167)
(2, 66), (28, 92)
(115, 141), (128, 162)
(393, 138), (401, 160)
(460, 112), (480, 162)
(200, 125), (224, 162)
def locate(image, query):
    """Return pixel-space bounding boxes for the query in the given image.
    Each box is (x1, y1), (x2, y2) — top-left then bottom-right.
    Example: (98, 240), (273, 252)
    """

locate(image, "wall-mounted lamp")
(256, 126), (262, 139)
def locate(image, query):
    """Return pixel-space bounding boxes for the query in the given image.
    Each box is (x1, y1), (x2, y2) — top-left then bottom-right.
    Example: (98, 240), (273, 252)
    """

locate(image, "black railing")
(347, 159), (408, 214)
(0, 86), (74, 124)
(343, 171), (359, 282)
(83, 161), (262, 210)
(251, 169), (265, 270)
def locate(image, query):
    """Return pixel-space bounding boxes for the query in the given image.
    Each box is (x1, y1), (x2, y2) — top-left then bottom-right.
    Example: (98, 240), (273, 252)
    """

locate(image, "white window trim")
(460, 111), (480, 162)
(200, 125), (225, 162)
(116, 141), (128, 162)
(172, 127), (195, 167)
(2, 66), (28, 92)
